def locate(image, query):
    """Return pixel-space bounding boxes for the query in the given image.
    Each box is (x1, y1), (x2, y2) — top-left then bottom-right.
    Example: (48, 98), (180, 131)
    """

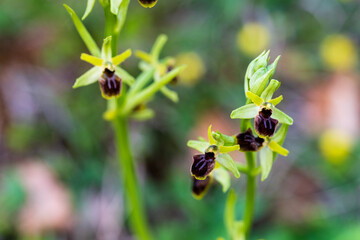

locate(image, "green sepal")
(160, 86), (179, 103)
(250, 56), (280, 96)
(128, 68), (155, 97)
(63, 4), (101, 57)
(130, 108), (155, 121)
(115, 66), (135, 86)
(82, 0), (96, 20)
(212, 167), (231, 193)
(187, 140), (209, 153)
(101, 36), (112, 62)
(73, 66), (102, 88)
(123, 65), (185, 114)
(272, 108), (293, 125)
(260, 147), (273, 181)
(272, 124), (289, 144)
(216, 154), (240, 178)
(230, 104), (258, 119)
(151, 34), (168, 60)
(260, 79), (281, 101)
(225, 189), (236, 237)
(110, 0), (123, 15)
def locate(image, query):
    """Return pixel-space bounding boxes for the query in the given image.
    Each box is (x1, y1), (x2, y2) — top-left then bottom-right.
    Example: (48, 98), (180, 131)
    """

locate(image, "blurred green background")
(0, 0), (360, 239)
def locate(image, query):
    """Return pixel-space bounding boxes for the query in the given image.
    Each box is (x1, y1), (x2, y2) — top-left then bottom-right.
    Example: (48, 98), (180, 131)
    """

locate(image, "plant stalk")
(241, 119), (257, 239)
(113, 116), (153, 240)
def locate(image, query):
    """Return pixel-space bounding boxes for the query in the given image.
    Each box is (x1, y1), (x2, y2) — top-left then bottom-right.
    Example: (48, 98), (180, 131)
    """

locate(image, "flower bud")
(191, 152), (216, 180)
(236, 128), (264, 151)
(255, 106), (279, 137)
(99, 68), (122, 99)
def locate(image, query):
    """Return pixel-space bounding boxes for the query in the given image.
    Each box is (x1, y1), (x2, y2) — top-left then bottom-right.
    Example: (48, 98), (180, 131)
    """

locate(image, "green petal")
(63, 4), (100, 57)
(260, 147), (273, 181)
(230, 104), (258, 119)
(272, 124), (289, 145)
(82, 0), (96, 20)
(216, 154), (240, 178)
(151, 34), (168, 60)
(123, 65), (185, 114)
(110, 0), (123, 15)
(246, 91), (264, 106)
(112, 49), (132, 66)
(212, 167), (231, 193)
(73, 66), (102, 88)
(272, 108), (293, 125)
(187, 140), (209, 153)
(101, 36), (112, 62)
(80, 53), (104, 66)
(268, 95), (283, 106)
(115, 66), (135, 86)
(130, 108), (155, 121)
(160, 86), (179, 103)
(268, 140), (289, 156)
(260, 79), (281, 101)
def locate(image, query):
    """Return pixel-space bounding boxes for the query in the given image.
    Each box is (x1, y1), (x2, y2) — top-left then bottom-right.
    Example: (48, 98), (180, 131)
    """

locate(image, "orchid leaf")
(63, 4), (100, 57)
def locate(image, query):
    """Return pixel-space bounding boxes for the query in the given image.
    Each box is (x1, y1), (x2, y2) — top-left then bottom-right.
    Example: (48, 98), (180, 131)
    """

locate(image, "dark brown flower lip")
(192, 176), (212, 199)
(191, 152), (216, 180)
(236, 128), (264, 151)
(255, 108), (279, 137)
(99, 68), (122, 98)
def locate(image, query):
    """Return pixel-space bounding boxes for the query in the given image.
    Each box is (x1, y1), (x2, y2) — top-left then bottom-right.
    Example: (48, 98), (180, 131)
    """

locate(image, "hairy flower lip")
(99, 68), (122, 98)
(138, 0), (158, 8)
(191, 152), (216, 180)
(255, 108), (279, 137)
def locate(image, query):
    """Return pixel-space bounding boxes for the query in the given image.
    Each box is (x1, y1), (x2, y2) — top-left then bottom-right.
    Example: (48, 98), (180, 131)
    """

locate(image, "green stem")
(241, 119), (257, 239)
(113, 116), (153, 240)
(243, 151), (256, 238)
(104, 3), (152, 240)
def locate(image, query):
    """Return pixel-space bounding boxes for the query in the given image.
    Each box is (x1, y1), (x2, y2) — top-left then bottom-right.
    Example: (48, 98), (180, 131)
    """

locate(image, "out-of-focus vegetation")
(0, 0), (360, 239)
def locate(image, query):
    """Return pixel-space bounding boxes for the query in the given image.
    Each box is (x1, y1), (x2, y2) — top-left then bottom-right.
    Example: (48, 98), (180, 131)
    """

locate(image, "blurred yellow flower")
(319, 129), (354, 165)
(176, 52), (205, 86)
(237, 22), (270, 57)
(320, 34), (358, 71)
